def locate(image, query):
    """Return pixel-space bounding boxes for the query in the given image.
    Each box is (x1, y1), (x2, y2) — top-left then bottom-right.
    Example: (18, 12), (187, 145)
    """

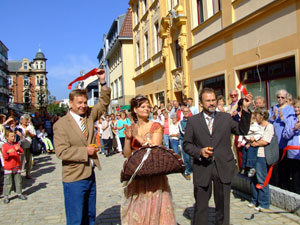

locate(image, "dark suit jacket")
(183, 110), (251, 186)
(54, 87), (111, 183)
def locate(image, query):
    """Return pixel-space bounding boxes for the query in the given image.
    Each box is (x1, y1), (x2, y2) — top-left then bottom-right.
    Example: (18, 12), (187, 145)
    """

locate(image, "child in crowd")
(36, 125), (55, 153)
(2, 130), (27, 204)
(238, 114), (263, 177)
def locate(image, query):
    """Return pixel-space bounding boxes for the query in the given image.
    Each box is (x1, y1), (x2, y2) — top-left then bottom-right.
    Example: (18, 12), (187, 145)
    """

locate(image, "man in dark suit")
(183, 88), (252, 225)
(54, 70), (111, 225)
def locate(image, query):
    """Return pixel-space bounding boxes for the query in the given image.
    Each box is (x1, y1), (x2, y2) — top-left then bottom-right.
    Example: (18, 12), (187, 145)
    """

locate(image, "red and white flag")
(237, 83), (248, 96)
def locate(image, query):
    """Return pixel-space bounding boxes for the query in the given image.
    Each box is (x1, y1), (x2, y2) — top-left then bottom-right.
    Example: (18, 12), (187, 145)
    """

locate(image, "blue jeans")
(63, 171), (96, 225)
(250, 157), (270, 208)
(179, 139), (192, 175)
(170, 139), (180, 155)
(163, 134), (170, 148)
(242, 146), (258, 169)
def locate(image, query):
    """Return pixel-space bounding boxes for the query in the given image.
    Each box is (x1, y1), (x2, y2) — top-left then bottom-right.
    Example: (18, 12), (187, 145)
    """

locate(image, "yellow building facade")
(186, 0), (300, 108)
(129, 0), (300, 108)
(129, 0), (190, 105)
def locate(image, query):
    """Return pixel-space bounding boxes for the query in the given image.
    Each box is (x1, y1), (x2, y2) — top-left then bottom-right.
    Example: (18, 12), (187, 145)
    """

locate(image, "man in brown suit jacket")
(54, 70), (110, 225)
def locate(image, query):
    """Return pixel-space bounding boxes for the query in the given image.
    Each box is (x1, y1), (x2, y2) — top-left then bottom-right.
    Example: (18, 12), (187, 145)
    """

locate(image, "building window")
(155, 91), (165, 105)
(154, 22), (159, 54)
(239, 57), (296, 108)
(36, 76), (40, 85)
(119, 77), (123, 97)
(116, 79), (119, 98)
(24, 76), (29, 87)
(168, 0), (178, 11)
(36, 62), (38, 69)
(24, 62), (28, 70)
(175, 40), (182, 68)
(8, 76), (13, 86)
(111, 82), (114, 99)
(136, 42), (140, 66)
(24, 92), (30, 104)
(144, 33), (149, 61)
(40, 62), (44, 69)
(135, 2), (140, 25)
(197, 0), (221, 24)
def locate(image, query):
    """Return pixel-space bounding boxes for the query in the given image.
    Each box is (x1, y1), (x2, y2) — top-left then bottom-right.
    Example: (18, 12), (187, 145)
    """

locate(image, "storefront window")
(240, 57), (296, 108)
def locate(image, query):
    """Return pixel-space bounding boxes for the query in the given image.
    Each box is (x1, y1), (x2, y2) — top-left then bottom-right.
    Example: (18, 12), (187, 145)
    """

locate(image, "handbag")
(120, 145), (185, 183)
(264, 125), (279, 165)
(30, 137), (46, 156)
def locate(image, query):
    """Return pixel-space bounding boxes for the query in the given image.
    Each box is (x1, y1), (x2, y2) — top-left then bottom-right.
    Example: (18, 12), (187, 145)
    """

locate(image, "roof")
(7, 60), (22, 72)
(119, 9), (132, 37)
(34, 47), (46, 60)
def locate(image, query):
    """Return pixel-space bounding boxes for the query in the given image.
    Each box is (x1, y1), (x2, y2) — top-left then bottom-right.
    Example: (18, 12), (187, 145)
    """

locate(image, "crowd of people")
(0, 110), (62, 203)
(1, 79), (300, 224)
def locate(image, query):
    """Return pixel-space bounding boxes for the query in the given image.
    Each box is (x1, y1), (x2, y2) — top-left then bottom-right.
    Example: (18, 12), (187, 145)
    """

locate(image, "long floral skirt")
(121, 175), (176, 225)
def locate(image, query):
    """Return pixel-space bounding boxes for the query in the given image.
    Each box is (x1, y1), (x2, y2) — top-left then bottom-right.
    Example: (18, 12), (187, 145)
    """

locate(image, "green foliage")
(47, 102), (68, 115)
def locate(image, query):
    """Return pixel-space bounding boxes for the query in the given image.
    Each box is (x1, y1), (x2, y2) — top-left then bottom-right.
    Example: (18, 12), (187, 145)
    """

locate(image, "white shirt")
(69, 111), (95, 167)
(169, 122), (180, 140)
(70, 111), (83, 130)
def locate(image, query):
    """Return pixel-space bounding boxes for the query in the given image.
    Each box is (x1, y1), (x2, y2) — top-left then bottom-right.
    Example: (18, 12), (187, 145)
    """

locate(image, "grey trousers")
(21, 147), (32, 176)
(3, 173), (22, 196)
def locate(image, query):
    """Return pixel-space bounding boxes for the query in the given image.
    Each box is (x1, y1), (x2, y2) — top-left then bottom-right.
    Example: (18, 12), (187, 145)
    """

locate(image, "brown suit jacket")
(54, 87), (111, 182)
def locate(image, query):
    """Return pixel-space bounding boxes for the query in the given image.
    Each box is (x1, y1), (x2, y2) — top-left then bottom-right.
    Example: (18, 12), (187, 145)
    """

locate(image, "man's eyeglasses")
(277, 96), (285, 99)
(230, 94), (238, 97)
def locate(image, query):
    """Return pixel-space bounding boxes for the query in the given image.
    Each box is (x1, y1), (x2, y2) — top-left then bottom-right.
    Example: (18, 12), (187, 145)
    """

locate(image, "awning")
(116, 105), (131, 111)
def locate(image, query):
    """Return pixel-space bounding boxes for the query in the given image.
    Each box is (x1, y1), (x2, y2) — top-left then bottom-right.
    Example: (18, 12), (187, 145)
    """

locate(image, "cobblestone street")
(0, 154), (299, 225)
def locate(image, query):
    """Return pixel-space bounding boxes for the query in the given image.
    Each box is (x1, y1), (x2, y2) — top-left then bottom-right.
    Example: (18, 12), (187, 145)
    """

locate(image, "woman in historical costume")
(121, 95), (176, 225)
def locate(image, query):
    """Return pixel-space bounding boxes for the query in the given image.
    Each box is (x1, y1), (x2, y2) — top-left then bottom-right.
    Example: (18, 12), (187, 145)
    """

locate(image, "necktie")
(80, 117), (87, 137)
(206, 117), (213, 134)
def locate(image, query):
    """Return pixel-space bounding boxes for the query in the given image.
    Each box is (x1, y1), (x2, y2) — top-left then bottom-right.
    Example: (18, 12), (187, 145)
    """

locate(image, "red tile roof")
(120, 9), (132, 37)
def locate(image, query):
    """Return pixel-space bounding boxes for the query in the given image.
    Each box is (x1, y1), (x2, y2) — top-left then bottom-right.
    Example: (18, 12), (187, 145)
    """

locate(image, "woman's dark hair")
(130, 95), (149, 122)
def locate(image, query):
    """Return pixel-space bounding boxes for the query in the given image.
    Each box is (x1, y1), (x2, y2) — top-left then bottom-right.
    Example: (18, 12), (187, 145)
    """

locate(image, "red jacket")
(1, 142), (24, 171)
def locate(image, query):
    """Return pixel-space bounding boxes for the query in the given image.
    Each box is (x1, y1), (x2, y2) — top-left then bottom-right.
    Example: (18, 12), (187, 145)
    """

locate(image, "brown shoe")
(185, 174), (191, 180)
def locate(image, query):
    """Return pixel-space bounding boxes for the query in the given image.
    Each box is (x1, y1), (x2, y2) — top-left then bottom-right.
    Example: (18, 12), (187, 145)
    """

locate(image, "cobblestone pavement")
(0, 154), (299, 225)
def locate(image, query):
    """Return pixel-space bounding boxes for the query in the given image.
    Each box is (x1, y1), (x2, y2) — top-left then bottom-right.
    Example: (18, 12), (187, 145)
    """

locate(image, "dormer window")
(40, 62), (44, 69)
(24, 63), (28, 70)
(36, 62), (39, 69)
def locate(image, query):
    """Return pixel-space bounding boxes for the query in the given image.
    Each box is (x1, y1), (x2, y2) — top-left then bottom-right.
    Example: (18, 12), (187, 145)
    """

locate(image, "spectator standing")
(248, 107), (273, 212)
(162, 110), (171, 148)
(96, 118), (105, 154)
(16, 114), (36, 179)
(269, 89), (295, 189)
(227, 90), (239, 116)
(170, 100), (180, 115)
(282, 99), (300, 194)
(32, 112), (43, 130)
(254, 96), (266, 109)
(179, 106), (193, 180)
(102, 115), (113, 157)
(187, 97), (199, 115)
(117, 112), (131, 151)
(216, 95), (228, 112)
(2, 130), (27, 204)
(169, 114), (180, 155)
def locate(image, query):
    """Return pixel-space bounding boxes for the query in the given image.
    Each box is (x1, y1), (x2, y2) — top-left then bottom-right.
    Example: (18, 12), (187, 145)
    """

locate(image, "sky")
(1, 0), (130, 100)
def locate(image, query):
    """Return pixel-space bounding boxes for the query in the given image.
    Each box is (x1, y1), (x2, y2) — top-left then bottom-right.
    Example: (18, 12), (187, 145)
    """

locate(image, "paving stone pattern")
(0, 154), (299, 225)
